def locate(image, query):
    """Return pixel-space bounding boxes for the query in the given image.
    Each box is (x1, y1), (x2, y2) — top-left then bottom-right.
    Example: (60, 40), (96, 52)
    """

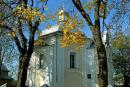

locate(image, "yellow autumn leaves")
(1, 5), (86, 48)
(113, 35), (130, 49)
(8, 6), (44, 37)
(60, 32), (86, 48)
(13, 6), (44, 22)
(62, 17), (78, 34)
(60, 16), (86, 48)
(84, 1), (106, 11)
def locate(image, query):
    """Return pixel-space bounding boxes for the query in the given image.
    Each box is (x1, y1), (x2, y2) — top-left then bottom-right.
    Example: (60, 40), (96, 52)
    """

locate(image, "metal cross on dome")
(62, 0), (65, 9)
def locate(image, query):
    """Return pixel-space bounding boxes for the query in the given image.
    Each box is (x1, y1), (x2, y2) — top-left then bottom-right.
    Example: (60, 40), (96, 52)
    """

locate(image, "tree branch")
(27, 18), (40, 58)
(23, 0), (28, 7)
(33, 19), (40, 31)
(0, 24), (23, 53)
(26, 29), (35, 59)
(45, 0), (48, 6)
(18, 21), (27, 50)
(94, 0), (101, 29)
(31, 0), (33, 7)
(72, 0), (94, 28)
(0, 0), (13, 9)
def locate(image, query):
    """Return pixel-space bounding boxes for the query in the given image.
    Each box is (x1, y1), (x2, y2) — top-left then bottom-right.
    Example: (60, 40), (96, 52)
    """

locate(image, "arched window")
(41, 84), (49, 87)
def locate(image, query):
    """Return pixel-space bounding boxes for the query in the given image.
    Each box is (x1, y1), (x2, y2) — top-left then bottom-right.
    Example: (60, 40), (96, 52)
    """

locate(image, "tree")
(71, 0), (108, 87)
(0, 0), (17, 71)
(108, 0), (130, 35)
(108, 1), (130, 86)
(0, 0), (49, 87)
(0, 29), (17, 67)
(0, 28), (19, 79)
(112, 33), (130, 87)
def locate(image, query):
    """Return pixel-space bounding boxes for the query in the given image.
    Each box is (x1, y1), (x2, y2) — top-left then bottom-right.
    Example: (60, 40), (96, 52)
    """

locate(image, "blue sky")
(45, 0), (93, 37)
(43, 0), (116, 38)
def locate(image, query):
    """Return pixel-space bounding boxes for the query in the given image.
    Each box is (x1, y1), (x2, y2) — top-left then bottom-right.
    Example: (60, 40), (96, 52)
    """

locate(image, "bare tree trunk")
(93, 32), (108, 87)
(16, 28), (36, 87)
(17, 54), (27, 87)
(123, 75), (128, 87)
(123, 66), (129, 87)
(17, 53), (31, 87)
(72, 0), (108, 87)
(17, 66), (27, 87)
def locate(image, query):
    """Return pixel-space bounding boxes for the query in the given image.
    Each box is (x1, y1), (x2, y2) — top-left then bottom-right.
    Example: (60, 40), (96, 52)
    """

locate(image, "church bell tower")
(57, 7), (69, 24)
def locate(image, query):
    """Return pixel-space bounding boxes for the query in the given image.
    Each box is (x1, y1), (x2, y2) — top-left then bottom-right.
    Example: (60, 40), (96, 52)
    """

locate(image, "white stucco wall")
(64, 47), (84, 87)
(85, 48), (98, 87)
(56, 35), (64, 87)
(106, 46), (114, 86)
(27, 36), (57, 87)
(27, 30), (113, 87)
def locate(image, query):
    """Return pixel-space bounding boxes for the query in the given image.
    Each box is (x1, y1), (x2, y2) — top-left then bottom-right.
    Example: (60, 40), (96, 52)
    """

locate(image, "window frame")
(39, 54), (44, 68)
(70, 52), (76, 69)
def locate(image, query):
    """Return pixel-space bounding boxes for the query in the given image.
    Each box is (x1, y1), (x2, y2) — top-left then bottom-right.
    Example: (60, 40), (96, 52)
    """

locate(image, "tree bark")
(1, 0), (39, 87)
(93, 31), (108, 87)
(16, 51), (34, 87)
(123, 75), (128, 87)
(122, 66), (129, 87)
(16, 27), (36, 87)
(72, 0), (108, 87)
(17, 52), (32, 87)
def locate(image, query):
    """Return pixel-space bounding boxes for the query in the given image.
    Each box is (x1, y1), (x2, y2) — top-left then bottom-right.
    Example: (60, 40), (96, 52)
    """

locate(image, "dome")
(57, 8), (69, 23)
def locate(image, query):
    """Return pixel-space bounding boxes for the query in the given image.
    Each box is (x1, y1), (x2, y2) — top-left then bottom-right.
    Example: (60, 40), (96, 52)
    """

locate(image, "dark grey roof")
(86, 40), (95, 49)
(0, 64), (9, 72)
(0, 76), (13, 80)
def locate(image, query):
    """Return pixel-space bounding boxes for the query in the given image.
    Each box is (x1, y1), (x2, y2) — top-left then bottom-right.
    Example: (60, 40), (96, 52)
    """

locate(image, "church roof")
(42, 25), (61, 36)
(0, 76), (13, 80)
(0, 64), (13, 80)
(42, 8), (69, 36)
(0, 63), (9, 72)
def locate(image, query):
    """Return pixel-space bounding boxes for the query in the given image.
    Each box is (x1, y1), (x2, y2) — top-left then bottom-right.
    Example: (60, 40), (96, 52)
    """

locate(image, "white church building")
(26, 9), (114, 87)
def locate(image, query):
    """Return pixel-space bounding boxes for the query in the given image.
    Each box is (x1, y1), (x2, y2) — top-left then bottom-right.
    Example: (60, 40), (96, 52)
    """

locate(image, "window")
(70, 52), (76, 68)
(39, 54), (44, 68)
(87, 74), (91, 79)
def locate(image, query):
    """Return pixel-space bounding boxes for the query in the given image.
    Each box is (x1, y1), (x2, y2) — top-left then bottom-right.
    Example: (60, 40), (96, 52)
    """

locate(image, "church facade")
(26, 9), (113, 87)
